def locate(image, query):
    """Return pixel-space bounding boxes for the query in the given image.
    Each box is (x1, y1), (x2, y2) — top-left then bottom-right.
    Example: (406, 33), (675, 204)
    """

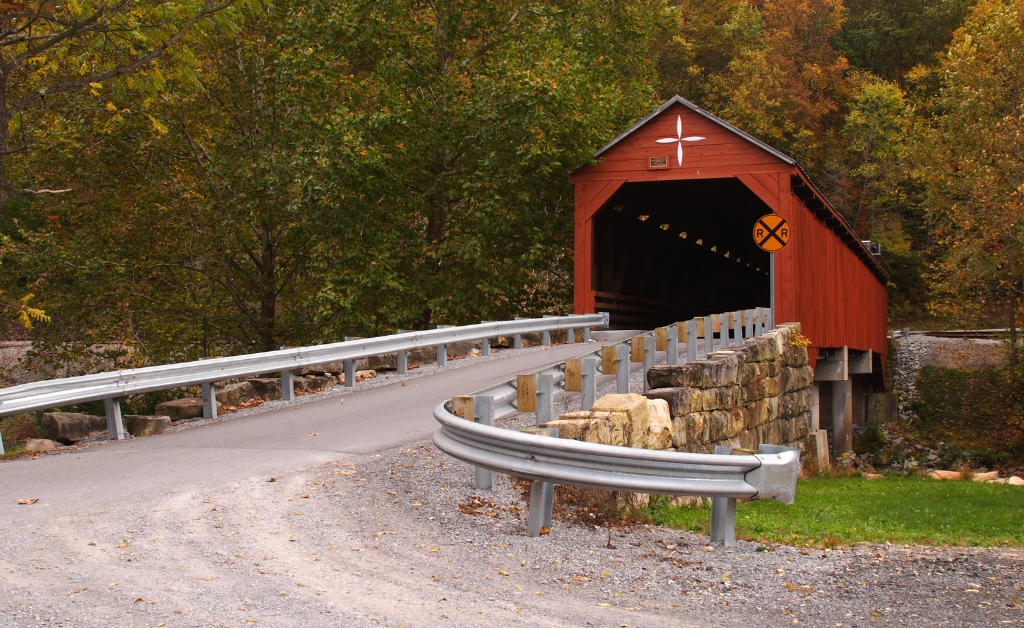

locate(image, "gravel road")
(3, 334), (1023, 626)
(3, 436), (1023, 627)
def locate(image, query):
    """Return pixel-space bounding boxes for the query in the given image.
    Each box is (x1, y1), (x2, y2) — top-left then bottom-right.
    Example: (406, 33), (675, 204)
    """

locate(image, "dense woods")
(0, 0), (1021, 374)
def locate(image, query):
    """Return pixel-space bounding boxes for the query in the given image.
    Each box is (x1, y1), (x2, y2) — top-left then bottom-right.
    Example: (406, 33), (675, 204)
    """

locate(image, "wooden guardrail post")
(104, 397), (125, 440)
(564, 358), (582, 392)
(655, 327), (668, 352)
(517, 374), (537, 413)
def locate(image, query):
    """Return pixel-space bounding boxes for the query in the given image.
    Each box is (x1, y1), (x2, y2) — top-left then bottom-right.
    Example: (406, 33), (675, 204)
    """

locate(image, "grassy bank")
(650, 475), (1024, 547)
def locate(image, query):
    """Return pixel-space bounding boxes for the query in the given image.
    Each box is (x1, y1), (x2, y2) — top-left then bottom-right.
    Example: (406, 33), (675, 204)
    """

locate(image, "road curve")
(0, 336), (632, 517)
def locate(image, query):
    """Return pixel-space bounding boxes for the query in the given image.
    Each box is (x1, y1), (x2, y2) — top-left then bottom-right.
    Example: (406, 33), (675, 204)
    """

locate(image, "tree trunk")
(258, 224), (277, 352)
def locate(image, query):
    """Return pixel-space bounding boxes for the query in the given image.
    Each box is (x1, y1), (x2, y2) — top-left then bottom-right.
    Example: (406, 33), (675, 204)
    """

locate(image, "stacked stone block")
(645, 322), (815, 454)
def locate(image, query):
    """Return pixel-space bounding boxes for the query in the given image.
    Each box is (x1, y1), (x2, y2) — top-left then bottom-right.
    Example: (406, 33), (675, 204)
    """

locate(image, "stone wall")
(645, 322), (816, 454)
(543, 323), (821, 459)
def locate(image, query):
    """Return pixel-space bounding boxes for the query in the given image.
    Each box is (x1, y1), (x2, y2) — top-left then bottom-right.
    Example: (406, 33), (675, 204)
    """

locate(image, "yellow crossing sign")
(754, 214), (791, 252)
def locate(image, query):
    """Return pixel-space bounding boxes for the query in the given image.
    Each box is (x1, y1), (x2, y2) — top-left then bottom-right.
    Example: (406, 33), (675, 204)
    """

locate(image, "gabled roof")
(580, 96), (888, 281)
(592, 95), (797, 165)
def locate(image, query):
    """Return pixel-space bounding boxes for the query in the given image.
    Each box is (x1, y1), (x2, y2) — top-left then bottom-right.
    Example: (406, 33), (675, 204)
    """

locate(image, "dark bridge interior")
(593, 178), (772, 329)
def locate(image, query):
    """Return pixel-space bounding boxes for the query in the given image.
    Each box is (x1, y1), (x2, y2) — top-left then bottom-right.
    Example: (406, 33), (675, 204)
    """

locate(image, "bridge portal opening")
(592, 178), (771, 329)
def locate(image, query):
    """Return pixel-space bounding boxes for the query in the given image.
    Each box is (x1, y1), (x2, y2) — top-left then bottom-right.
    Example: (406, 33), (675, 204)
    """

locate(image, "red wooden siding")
(571, 99), (888, 364)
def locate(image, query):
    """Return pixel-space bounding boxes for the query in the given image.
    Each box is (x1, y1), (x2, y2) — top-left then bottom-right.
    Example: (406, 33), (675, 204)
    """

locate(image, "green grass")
(649, 475), (1024, 547)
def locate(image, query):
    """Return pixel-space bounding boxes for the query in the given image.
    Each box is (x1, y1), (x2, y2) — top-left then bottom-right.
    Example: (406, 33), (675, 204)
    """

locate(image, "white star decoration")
(656, 115), (706, 166)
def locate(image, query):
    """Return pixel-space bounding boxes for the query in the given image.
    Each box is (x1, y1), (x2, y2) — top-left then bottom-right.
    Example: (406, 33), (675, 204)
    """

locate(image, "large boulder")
(247, 378), (282, 401)
(295, 375), (335, 393)
(541, 394), (674, 450)
(24, 438), (58, 452)
(123, 415), (172, 437)
(41, 412), (107, 444)
(153, 397), (215, 422)
(216, 381), (254, 406)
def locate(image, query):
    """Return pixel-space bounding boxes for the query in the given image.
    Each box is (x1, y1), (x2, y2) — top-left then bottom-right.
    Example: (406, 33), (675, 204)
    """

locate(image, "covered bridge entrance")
(570, 96), (890, 454)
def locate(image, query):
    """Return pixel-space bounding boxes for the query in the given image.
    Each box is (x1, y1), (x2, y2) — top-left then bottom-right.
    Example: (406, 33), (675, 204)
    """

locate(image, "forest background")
(1, 0), (1022, 377)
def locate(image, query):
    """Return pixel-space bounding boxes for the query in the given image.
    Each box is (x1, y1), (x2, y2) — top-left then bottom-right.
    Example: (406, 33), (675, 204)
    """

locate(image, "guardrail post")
(542, 330), (550, 346)
(616, 344), (630, 393)
(281, 369), (294, 402)
(200, 381), (218, 421)
(581, 358), (597, 410)
(0, 427), (4, 455)
(396, 330), (408, 374)
(583, 326), (591, 342)
(687, 319), (697, 362)
(474, 396), (495, 490)
(766, 307), (774, 330)
(666, 324), (678, 365)
(513, 333), (523, 350)
(344, 359), (355, 387)
(746, 309), (755, 338)
(710, 444), (737, 546)
(104, 397), (125, 440)
(480, 321), (491, 356)
(525, 427), (557, 537)
(734, 310), (743, 341)
(757, 307), (766, 334)
(704, 315), (714, 356)
(643, 335), (655, 393)
(437, 344), (447, 366)
(536, 374), (554, 426)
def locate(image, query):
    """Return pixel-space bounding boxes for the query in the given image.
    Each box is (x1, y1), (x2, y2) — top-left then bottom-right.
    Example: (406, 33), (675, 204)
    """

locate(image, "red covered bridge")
(570, 96), (889, 452)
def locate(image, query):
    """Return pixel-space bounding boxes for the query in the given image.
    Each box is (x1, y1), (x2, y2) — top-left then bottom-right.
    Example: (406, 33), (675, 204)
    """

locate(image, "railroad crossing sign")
(753, 214), (791, 252)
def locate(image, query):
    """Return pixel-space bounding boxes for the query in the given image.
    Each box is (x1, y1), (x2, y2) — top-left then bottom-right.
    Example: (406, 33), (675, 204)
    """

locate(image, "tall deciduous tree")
(919, 0), (1024, 373)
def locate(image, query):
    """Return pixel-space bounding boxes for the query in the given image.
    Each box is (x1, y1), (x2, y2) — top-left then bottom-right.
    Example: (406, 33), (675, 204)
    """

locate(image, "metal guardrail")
(0, 314), (607, 428)
(431, 306), (796, 546)
(433, 403), (799, 545)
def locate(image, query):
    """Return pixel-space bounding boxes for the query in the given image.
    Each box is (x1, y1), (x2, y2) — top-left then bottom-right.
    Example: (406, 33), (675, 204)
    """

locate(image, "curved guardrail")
(0, 314), (607, 418)
(433, 402), (799, 545)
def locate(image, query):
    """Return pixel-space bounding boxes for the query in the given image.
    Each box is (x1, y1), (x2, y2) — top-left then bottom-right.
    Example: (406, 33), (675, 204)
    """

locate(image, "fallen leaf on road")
(428, 548), (439, 553)
(308, 433), (319, 436)
(88, 542), (97, 546)
(70, 588), (85, 594)
(597, 603), (611, 607)
(17, 499), (38, 505)
(133, 598), (144, 604)
(117, 541), (129, 548)
(267, 478), (276, 482)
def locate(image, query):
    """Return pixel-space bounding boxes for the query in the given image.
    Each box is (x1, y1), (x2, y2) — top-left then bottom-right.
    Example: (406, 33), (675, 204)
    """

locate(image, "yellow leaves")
(89, 82), (103, 90)
(16, 294), (49, 330)
(148, 115), (169, 135)
(106, 102), (117, 111)
(17, 498), (39, 505)
(117, 541), (130, 548)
